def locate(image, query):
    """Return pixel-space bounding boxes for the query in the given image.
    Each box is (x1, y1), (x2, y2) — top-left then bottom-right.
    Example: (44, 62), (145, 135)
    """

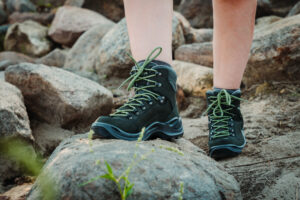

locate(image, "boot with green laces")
(91, 47), (183, 141)
(205, 88), (246, 159)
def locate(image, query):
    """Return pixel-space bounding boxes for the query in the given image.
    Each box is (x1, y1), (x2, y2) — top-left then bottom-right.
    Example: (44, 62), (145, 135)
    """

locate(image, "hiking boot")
(91, 47), (183, 141)
(205, 88), (246, 159)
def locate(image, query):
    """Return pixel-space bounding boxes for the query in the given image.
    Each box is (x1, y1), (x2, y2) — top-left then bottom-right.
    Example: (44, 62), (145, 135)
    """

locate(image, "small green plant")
(0, 137), (57, 200)
(159, 145), (184, 156)
(83, 128), (185, 200)
(178, 182), (184, 200)
(81, 128), (155, 200)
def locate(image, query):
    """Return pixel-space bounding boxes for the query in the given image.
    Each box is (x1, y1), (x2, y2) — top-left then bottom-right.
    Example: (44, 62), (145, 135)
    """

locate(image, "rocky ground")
(0, 0), (300, 200)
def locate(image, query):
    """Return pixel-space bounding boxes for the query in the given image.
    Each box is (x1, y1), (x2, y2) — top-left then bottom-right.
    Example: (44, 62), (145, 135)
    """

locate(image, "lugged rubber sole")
(209, 131), (246, 160)
(91, 117), (184, 141)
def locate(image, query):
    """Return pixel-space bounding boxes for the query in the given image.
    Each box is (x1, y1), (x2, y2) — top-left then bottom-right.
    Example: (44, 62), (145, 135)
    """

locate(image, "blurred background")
(0, 0), (300, 199)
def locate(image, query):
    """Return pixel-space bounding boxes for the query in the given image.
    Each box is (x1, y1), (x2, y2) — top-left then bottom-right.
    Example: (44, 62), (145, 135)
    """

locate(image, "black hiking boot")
(205, 88), (246, 159)
(91, 47), (183, 141)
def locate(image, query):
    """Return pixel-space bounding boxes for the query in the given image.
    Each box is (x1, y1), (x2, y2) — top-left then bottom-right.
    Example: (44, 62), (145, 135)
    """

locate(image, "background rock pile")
(0, 0), (300, 199)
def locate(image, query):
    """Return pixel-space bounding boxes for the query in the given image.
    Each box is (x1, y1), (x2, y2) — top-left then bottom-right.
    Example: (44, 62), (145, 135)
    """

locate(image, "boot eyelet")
(149, 101), (153, 105)
(157, 83), (162, 87)
(136, 112), (140, 115)
(158, 72), (162, 76)
(142, 106), (146, 110)
(129, 116), (133, 119)
(159, 96), (165, 103)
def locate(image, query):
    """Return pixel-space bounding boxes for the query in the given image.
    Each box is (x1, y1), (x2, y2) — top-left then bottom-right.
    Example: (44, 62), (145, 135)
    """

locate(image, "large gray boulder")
(48, 6), (115, 47)
(5, 63), (113, 132)
(245, 14), (300, 85)
(0, 80), (32, 139)
(4, 20), (53, 57)
(28, 135), (242, 200)
(0, 81), (33, 192)
(64, 22), (115, 72)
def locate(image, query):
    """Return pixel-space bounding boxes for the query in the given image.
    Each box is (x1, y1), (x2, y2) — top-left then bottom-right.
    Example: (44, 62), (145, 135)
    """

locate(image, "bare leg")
(123, 0), (173, 64)
(213, 0), (257, 89)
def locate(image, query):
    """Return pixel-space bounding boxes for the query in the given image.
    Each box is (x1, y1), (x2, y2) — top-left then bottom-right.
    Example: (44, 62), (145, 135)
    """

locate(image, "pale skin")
(124, 0), (257, 89)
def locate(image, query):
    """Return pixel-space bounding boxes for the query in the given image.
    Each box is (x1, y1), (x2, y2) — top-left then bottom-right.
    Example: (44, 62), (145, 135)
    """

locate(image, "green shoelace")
(204, 89), (242, 139)
(111, 47), (163, 117)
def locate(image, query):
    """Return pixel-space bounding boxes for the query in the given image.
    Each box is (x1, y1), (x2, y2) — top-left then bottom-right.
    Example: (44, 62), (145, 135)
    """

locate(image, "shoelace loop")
(111, 47), (163, 117)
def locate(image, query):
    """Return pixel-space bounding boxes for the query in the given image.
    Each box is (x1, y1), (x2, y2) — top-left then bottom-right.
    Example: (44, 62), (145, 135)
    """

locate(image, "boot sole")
(91, 117), (184, 141)
(209, 131), (246, 160)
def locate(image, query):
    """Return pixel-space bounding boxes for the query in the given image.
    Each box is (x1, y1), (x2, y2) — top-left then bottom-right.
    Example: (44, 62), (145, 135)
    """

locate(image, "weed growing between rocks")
(82, 128), (185, 200)
(0, 137), (57, 200)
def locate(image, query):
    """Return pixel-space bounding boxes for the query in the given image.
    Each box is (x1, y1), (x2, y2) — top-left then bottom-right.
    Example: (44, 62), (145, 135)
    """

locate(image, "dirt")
(183, 81), (300, 200)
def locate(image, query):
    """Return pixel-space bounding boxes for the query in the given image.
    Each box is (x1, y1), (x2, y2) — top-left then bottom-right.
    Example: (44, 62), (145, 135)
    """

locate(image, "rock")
(175, 42), (213, 67)
(173, 12), (212, 44)
(0, 71), (4, 80)
(245, 14), (300, 85)
(30, 0), (64, 7)
(64, 22), (115, 71)
(28, 135), (242, 200)
(0, 0), (7, 25)
(82, 0), (124, 22)
(176, 85), (188, 111)
(64, 69), (100, 83)
(0, 51), (34, 71)
(177, 0), (213, 28)
(257, 0), (299, 17)
(186, 28), (213, 44)
(287, 1), (300, 16)
(4, 20), (53, 57)
(173, 11), (192, 38)
(255, 15), (282, 29)
(94, 16), (185, 78)
(64, 0), (85, 7)
(8, 12), (54, 26)
(182, 117), (208, 140)
(32, 122), (75, 156)
(6, 0), (36, 14)
(35, 48), (68, 67)
(0, 183), (32, 200)
(0, 80), (32, 139)
(48, 6), (115, 47)
(172, 15), (185, 51)
(180, 98), (207, 119)
(5, 63), (113, 132)
(172, 60), (212, 97)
